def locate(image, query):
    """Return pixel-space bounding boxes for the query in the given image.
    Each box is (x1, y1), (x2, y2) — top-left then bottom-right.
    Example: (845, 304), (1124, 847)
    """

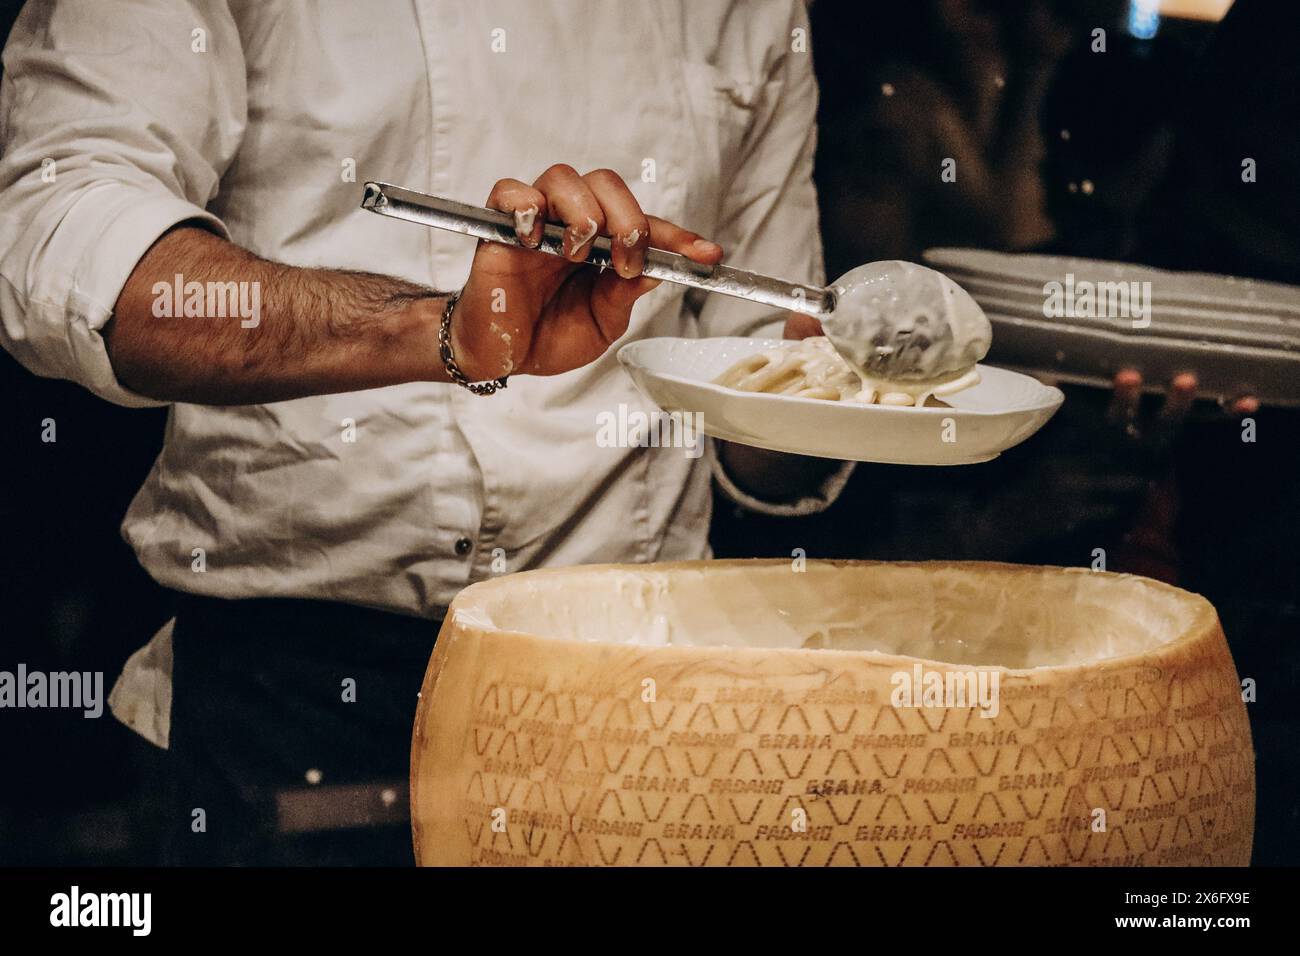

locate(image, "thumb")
(784, 313), (824, 340)
(591, 216), (724, 335)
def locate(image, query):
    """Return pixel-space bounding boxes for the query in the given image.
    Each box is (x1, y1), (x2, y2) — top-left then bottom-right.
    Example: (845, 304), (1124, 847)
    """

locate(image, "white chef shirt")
(0, 0), (850, 746)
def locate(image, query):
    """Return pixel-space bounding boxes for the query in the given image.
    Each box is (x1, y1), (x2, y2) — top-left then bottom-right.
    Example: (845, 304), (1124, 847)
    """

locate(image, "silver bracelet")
(438, 289), (508, 396)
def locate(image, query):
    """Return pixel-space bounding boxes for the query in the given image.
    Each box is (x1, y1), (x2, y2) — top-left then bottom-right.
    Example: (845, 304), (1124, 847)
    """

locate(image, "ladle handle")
(361, 182), (834, 317)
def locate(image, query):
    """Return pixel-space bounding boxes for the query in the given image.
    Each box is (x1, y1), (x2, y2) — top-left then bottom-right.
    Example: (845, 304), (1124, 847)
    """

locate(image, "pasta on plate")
(714, 337), (979, 407)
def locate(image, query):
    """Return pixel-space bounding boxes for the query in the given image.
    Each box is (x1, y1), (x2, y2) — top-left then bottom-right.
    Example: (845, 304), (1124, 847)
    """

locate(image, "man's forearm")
(107, 224), (451, 404)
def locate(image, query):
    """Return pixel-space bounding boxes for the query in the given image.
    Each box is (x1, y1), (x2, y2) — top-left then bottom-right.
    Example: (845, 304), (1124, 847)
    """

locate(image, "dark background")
(1, 0), (1296, 865)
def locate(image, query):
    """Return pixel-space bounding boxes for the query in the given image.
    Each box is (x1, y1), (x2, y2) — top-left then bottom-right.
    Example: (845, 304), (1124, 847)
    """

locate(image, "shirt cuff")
(62, 185), (228, 407)
(108, 617), (174, 750)
(706, 436), (856, 517)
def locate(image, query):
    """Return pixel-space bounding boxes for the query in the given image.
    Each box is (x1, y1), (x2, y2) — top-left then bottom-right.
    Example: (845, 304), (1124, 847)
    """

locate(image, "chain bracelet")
(438, 290), (508, 396)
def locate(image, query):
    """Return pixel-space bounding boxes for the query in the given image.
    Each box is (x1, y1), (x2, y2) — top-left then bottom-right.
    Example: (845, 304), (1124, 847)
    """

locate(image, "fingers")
(1143, 371), (1197, 454)
(1107, 368), (1143, 437)
(583, 169), (651, 279)
(533, 164), (605, 261)
(784, 314), (825, 340)
(647, 215), (723, 265)
(1157, 372), (1197, 426)
(1228, 394), (1260, 416)
(485, 178), (546, 248)
(589, 211), (724, 335)
(1108, 371), (1212, 460)
(525, 164), (722, 275)
(590, 206), (722, 344)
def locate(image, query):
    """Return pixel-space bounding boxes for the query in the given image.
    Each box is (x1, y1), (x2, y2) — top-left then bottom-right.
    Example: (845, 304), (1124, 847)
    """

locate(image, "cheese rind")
(411, 560), (1255, 867)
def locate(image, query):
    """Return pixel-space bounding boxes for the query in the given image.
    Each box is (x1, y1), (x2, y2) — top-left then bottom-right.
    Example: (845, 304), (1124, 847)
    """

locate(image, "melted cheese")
(825, 260), (992, 382)
(714, 336), (979, 406)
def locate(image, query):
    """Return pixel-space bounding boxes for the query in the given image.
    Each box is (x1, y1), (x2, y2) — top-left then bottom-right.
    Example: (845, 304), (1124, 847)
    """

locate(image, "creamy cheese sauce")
(714, 336), (977, 406)
(824, 260), (992, 384)
(714, 262), (991, 406)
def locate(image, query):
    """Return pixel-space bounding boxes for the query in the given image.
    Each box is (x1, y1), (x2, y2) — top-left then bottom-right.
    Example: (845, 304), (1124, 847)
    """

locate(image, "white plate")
(945, 274), (1300, 327)
(962, 289), (1300, 350)
(925, 248), (1300, 312)
(922, 248), (1300, 405)
(979, 309), (1300, 406)
(617, 337), (1064, 466)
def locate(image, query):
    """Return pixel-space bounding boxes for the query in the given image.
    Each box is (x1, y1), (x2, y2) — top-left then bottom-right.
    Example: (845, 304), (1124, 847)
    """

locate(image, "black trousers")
(162, 593), (439, 866)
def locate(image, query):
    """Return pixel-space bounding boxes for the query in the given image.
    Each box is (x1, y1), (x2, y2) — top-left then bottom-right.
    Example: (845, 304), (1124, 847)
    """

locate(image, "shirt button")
(454, 537), (473, 556)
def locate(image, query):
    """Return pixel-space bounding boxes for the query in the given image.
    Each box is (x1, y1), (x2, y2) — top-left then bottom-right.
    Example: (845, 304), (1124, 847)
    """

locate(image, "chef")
(0, 0), (848, 863)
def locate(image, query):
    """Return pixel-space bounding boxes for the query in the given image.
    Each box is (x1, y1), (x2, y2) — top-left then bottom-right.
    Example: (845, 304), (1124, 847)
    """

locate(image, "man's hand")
(1107, 368), (1259, 441)
(453, 165), (722, 380)
(106, 166), (721, 405)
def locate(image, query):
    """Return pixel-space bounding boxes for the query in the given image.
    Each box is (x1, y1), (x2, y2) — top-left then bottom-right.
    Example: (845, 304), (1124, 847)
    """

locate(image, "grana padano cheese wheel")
(410, 560), (1254, 866)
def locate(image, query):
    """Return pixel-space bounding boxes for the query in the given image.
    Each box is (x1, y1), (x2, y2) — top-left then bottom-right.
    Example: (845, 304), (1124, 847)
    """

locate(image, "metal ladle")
(361, 181), (832, 318)
(360, 182), (969, 381)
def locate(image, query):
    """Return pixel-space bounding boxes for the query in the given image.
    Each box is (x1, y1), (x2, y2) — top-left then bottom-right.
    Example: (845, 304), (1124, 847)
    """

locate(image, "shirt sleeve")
(703, 1), (854, 515)
(0, 0), (246, 407)
(705, 436), (855, 518)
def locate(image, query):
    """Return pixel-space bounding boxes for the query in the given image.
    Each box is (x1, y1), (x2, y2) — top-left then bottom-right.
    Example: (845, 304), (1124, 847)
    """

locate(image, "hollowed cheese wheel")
(411, 560), (1254, 866)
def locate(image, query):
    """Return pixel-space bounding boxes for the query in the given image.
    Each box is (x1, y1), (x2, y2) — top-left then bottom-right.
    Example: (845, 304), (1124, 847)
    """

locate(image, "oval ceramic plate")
(617, 337), (1064, 466)
(925, 247), (1300, 311)
(923, 248), (1300, 405)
